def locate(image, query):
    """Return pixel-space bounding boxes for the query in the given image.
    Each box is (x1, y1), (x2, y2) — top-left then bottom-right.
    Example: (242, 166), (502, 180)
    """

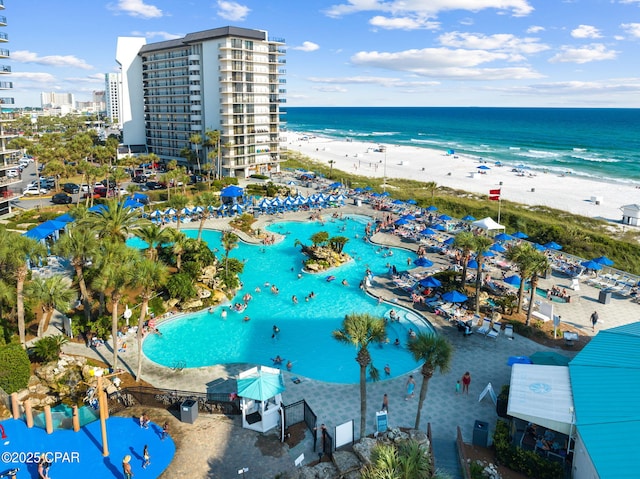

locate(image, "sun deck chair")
(477, 318), (491, 335)
(486, 322), (501, 340)
(504, 324), (514, 340)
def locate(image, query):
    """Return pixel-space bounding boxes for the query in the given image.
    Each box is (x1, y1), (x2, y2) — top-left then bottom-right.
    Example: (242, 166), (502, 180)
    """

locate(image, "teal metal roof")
(569, 323), (640, 478)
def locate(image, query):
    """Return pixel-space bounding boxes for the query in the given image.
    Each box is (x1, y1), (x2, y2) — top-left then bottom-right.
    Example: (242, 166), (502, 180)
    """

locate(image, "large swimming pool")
(142, 215), (434, 384)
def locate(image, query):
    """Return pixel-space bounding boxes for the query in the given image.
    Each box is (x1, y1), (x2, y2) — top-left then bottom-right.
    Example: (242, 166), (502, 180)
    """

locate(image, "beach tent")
(471, 217), (505, 232)
(237, 366), (284, 433)
(507, 364), (574, 435)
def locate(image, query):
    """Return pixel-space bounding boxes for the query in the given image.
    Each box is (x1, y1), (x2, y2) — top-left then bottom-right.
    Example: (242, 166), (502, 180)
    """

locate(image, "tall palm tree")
(221, 231), (239, 276)
(195, 192), (218, 241)
(407, 332), (452, 429)
(189, 133), (203, 173)
(204, 129), (221, 180)
(453, 231), (475, 288)
(332, 313), (386, 439)
(134, 224), (172, 261)
(167, 229), (188, 271)
(168, 194), (189, 231)
(84, 198), (149, 243)
(328, 160), (335, 179)
(425, 181), (438, 200)
(28, 275), (75, 337)
(524, 251), (550, 326)
(52, 223), (98, 321)
(505, 243), (537, 314)
(132, 258), (168, 381)
(472, 235), (494, 314)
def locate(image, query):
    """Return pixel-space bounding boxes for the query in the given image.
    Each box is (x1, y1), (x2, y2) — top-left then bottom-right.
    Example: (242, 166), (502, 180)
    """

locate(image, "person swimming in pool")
(286, 360), (293, 371)
(273, 355), (283, 365)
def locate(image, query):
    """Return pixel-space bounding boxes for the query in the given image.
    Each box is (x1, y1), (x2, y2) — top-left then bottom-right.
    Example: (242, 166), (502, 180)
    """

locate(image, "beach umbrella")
(532, 243), (546, 252)
(406, 199), (417, 205)
(380, 192), (390, 197)
(461, 215), (476, 221)
(425, 205), (438, 212)
(447, 149), (455, 155)
(494, 233), (513, 242)
(364, 186), (373, 191)
(413, 257), (433, 267)
(164, 208), (177, 216)
(433, 224), (447, 231)
(231, 204), (243, 212)
(392, 199), (404, 205)
(354, 187), (364, 193)
(467, 259), (479, 269)
(258, 198), (271, 209)
(371, 192), (381, 197)
(179, 207), (191, 215)
(544, 241), (563, 250)
(442, 290), (468, 303)
(512, 231), (529, 239)
(236, 370), (285, 401)
(439, 214), (453, 221)
(481, 250), (495, 258)
(149, 210), (162, 218)
(420, 228), (437, 236)
(328, 182), (341, 188)
(477, 165), (491, 170)
(581, 260), (602, 271)
(394, 218), (409, 226)
(490, 243), (506, 253)
(593, 256), (614, 266)
(192, 206), (204, 213)
(419, 276), (442, 288)
(402, 214), (416, 221)
(443, 237), (455, 245)
(503, 275), (521, 287)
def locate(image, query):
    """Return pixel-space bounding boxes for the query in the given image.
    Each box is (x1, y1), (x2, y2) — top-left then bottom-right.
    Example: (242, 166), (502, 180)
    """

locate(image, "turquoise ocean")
(284, 107), (640, 184)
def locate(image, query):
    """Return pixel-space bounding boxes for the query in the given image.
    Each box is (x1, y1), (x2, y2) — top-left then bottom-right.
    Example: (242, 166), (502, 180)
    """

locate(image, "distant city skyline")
(7, 0), (640, 108)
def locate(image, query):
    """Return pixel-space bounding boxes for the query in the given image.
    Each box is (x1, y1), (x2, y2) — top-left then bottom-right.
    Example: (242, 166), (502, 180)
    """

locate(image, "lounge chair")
(504, 324), (514, 340)
(477, 319), (491, 335)
(486, 322), (501, 340)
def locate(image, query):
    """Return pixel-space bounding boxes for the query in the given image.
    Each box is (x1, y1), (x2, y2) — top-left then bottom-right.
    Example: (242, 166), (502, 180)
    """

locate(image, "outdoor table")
(563, 331), (578, 346)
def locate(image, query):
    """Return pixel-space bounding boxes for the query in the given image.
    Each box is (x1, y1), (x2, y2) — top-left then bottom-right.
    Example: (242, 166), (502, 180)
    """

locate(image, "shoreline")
(286, 132), (638, 223)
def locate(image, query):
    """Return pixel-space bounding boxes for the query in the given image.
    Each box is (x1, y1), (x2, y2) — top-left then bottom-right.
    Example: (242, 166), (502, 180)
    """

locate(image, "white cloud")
(571, 25), (602, 39)
(510, 79), (640, 96)
(292, 41), (320, 52)
(144, 31), (183, 40)
(11, 51), (93, 70)
(325, 0), (534, 18)
(307, 76), (439, 88)
(108, 0), (163, 19)
(549, 44), (617, 63)
(527, 25), (545, 33)
(350, 48), (542, 79)
(65, 74), (105, 84)
(438, 32), (549, 55)
(621, 23), (640, 37)
(10, 72), (57, 84)
(217, 0), (250, 21)
(369, 15), (440, 30)
(313, 86), (348, 93)
(618, 0), (640, 4)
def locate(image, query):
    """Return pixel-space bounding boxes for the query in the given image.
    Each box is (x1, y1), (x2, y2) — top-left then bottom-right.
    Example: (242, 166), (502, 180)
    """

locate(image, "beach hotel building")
(0, 0), (20, 216)
(116, 26), (286, 178)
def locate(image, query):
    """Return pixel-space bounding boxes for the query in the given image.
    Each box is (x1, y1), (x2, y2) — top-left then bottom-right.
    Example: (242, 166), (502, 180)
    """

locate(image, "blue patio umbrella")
(406, 199), (417, 205)
(433, 224), (447, 231)
(420, 276), (442, 288)
(394, 218), (409, 225)
(402, 214), (416, 221)
(512, 231), (529, 239)
(467, 260), (479, 269)
(503, 275), (521, 287)
(443, 237), (455, 245)
(544, 241), (563, 250)
(581, 260), (602, 271)
(462, 215), (476, 221)
(490, 243), (506, 253)
(420, 228), (437, 236)
(220, 185), (244, 198)
(354, 187), (364, 193)
(392, 199), (404, 205)
(328, 182), (341, 188)
(442, 290), (468, 303)
(381, 192), (390, 197)
(477, 165), (491, 170)
(439, 214), (453, 221)
(371, 192), (381, 197)
(481, 250), (495, 258)
(593, 256), (614, 266)
(414, 257), (434, 267)
(532, 243), (546, 251)
(494, 233), (513, 241)
(364, 186), (373, 191)
(425, 205), (438, 212)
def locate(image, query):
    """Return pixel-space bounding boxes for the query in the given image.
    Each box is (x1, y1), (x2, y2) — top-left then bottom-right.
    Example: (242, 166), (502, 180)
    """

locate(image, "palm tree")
(204, 129), (221, 181)
(425, 181), (438, 200)
(28, 275), (75, 337)
(132, 259), (168, 381)
(524, 250), (550, 326)
(168, 194), (189, 231)
(134, 224), (172, 261)
(332, 313), (386, 439)
(195, 192), (218, 241)
(52, 224), (98, 321)
(472, 235), (494, 314)
(84, 198), (149, 243)
(221, 231), (239, 276)
(167, 229), (188, 271)
(328, 160), (335, 179)
(407, 332), (452, 429)
(189, 133), (203, 173)
(505, 243), (537, 314)
(453, 231), (475, 288)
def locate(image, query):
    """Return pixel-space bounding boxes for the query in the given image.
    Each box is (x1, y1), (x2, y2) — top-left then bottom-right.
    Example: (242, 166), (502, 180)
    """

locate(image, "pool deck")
(47, 197), (640, 478)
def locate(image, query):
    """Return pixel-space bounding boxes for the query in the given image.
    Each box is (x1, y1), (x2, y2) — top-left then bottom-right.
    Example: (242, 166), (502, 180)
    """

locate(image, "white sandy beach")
(287, 133), (639, 223)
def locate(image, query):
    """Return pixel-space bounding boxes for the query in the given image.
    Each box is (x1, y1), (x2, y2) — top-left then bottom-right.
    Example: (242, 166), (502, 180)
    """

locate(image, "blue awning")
(221, 185), (244, 198)
(23, 220), (67, 241)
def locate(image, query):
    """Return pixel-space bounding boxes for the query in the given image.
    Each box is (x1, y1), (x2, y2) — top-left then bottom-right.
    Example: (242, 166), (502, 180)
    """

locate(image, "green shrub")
(0, 343), (31, 393)
(250, 174), (269, 180)
(31, 335), (69, 362)
(194, 182), (208, 192)
(148, 296), (166, 316)
(166, 273), (197, 301)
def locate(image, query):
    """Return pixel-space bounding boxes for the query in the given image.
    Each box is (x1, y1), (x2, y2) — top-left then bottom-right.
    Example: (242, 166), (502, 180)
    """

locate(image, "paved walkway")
(47, 190), (640, 478)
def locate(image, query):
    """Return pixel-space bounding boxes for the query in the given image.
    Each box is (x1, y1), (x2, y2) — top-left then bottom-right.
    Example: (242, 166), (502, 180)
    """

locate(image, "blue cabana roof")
(23, 220), (68, 241)
(220, 185), (244, 198)
(55, 213), (75, 224)
(123, 199), (145, 209)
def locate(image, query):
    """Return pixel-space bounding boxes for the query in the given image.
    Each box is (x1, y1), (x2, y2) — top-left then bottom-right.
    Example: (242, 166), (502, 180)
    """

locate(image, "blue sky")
(7, 0), (640, 108)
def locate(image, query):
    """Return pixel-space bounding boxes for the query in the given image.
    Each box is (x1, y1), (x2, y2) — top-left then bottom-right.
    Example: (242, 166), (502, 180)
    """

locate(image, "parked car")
(189, 174), (206, 184)
(101, 179), (116, 189)
(23, 185), (48, 195)
(132, 175), (148, 184)
(51, 193), (73, 204)
(62, 183), (80, 194)
(6, 169), (18, 178)
(145, 181), (164, 190)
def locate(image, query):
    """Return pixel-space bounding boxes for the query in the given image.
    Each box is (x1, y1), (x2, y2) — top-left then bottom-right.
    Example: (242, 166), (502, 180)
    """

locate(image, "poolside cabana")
(237, 365), (284, 433)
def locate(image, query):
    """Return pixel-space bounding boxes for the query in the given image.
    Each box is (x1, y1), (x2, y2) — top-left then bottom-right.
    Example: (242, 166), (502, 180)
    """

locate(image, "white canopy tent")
(471, 217), (506, 232)
(507, 364), (574, 435)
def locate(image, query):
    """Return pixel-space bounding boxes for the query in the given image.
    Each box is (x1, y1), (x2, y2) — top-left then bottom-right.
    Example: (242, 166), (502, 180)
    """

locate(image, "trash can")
(473, 420), (489, 447)
(180, 399), (198, 424)
(356, 199), (362, 207)
(598, 290), (611, 305)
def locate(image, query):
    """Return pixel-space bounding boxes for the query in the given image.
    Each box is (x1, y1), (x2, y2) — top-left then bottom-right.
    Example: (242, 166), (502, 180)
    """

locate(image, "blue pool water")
(142, 215), (434, 384)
